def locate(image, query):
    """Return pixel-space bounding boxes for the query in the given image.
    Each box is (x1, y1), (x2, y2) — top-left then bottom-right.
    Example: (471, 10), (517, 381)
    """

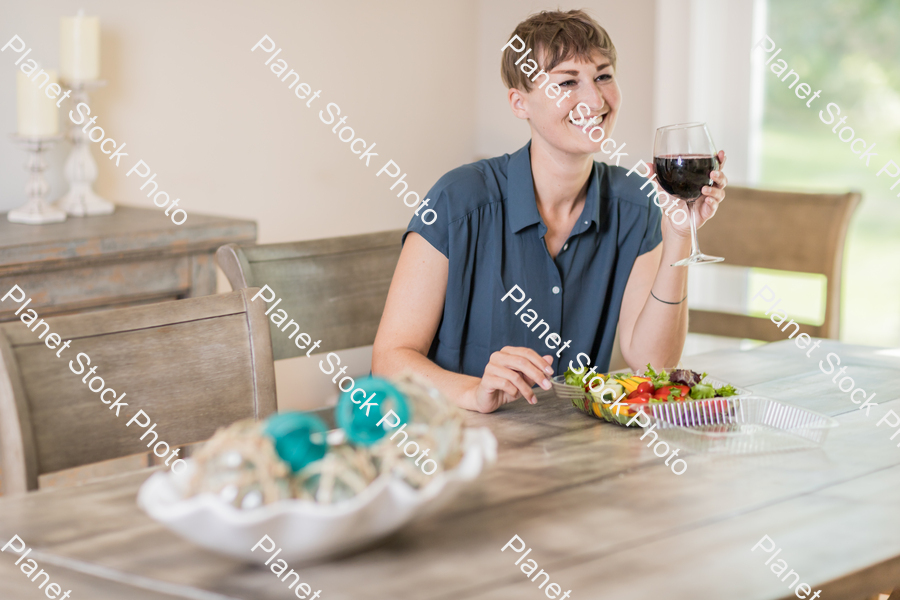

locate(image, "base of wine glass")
(671, 252), (724, 267)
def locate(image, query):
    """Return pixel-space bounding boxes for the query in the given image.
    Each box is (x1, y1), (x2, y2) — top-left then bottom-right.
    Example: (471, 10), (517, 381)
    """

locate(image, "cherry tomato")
(636, 381), (654, 395)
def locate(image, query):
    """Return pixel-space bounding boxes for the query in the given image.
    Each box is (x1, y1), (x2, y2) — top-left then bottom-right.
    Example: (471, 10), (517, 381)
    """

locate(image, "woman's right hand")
(469, 347), (555, 413)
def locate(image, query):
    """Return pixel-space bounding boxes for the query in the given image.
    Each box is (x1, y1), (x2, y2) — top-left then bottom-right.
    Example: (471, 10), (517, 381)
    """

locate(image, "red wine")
(654, 155), (719, 200)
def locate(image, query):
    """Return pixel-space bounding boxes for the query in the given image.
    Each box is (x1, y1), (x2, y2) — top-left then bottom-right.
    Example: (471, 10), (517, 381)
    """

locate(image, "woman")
(372, 9), (727, 413)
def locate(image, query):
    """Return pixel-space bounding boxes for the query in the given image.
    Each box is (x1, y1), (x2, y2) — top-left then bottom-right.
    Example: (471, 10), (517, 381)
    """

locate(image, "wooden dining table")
(2, 339), (900, 600)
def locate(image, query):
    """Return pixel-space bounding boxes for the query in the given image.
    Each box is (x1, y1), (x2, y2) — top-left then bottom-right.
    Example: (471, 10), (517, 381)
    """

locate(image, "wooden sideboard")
(0, 206), (256, 321)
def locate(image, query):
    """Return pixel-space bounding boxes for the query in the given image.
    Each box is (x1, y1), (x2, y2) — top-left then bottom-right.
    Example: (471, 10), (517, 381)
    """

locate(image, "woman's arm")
(616, 234), (689, 370)
(372, 232), (554, 413)
(617, 153), (728, 370)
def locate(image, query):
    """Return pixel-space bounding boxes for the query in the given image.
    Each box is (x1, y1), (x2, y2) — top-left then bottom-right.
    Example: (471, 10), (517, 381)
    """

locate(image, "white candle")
(17, 70), (59, 137)
(60, 11), (100, 81)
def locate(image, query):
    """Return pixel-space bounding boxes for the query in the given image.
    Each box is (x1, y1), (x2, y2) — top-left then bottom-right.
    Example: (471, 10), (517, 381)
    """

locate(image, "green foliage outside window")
(757, 0), (900, 345)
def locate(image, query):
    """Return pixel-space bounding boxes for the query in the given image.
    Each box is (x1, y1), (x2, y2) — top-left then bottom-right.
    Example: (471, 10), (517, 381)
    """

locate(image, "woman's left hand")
(656, 150), (727, 238)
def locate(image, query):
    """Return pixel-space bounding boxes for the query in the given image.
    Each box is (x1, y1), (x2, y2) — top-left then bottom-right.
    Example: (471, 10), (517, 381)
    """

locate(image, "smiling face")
(508, 49), (622, 158)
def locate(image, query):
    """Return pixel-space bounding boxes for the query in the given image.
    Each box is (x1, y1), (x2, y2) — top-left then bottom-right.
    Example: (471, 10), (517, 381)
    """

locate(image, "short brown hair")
(501, 9), (617, 92)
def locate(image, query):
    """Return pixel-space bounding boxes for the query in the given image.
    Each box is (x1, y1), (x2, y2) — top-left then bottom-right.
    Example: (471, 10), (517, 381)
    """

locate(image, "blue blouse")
(405, 141), (663, 378)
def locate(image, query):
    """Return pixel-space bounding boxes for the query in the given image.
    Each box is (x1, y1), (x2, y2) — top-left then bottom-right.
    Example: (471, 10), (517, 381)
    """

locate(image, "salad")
(562, 364), (740, 425)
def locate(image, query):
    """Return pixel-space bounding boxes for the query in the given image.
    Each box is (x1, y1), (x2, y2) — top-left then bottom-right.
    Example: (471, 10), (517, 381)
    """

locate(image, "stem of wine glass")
(686, 200), (700, 257)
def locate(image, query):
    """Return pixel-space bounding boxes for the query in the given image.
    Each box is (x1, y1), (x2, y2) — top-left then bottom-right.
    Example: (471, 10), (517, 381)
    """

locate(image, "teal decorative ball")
(336, 377), (411, 446)
(263, 412), (328, 472)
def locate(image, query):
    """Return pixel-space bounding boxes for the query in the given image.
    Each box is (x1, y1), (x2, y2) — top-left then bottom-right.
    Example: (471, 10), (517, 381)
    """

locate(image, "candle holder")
(7, 134), (68, 225)
(57, 79), (115, 217)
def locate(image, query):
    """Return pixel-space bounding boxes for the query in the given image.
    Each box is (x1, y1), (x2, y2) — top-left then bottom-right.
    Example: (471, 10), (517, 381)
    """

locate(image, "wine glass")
(653, 123), (723, 266)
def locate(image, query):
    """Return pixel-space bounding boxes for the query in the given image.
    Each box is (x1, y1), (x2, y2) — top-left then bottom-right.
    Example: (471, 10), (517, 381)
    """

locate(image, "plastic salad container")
(551, 371), (751, 428)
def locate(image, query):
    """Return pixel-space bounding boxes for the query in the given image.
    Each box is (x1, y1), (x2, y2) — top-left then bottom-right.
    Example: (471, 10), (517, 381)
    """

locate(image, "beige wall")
(0, 0), (478, 239)
(0, 1), (657, 411)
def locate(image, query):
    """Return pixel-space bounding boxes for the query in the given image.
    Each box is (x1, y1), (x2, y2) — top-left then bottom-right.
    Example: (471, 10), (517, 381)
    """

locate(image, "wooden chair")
(0, 288), (275, 494)
(216, 230), (405, 360)
(690, 186), (861, 341)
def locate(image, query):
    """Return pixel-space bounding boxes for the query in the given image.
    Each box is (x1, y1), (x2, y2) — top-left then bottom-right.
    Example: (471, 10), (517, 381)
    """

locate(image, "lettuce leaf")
(564, 368), (584, 387)
(715, 384), (738, 397)
(644, 363), (671, 388)
(690, 383), (716, 399)
(670, 369), (703, 387)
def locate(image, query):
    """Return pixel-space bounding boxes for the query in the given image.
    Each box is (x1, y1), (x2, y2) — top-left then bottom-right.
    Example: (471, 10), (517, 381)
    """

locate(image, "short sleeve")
(403, 184), (451, 258)
(638, 202), (664, 255)
(403, 163), (496, 258)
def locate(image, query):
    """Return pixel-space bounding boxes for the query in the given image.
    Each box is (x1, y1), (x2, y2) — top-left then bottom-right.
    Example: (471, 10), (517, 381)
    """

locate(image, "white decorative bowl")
(137, 428), (497, 563)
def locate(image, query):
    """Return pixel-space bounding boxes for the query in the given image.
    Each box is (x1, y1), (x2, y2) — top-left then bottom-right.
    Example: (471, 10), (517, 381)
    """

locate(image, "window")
(755, 0), (900, 346)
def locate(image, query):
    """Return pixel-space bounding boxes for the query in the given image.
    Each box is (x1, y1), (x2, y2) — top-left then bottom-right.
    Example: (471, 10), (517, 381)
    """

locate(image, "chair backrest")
(0, 288), (275, 494)
(690, 185), (860, 341)
(216, 229), (405, 360)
